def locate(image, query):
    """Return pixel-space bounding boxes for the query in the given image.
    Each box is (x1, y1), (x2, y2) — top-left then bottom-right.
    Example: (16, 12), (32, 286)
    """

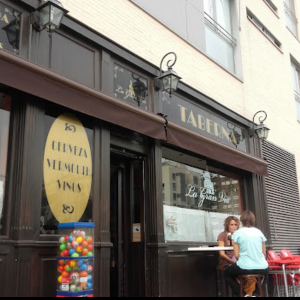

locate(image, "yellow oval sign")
(43, 113), (92, 223)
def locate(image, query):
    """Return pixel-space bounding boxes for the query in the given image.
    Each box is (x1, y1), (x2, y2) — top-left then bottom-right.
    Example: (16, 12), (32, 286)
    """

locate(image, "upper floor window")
(204, 0), (236, 73)
(247, 10), (282, 50)
(284, 0), (298, 37)
(263, 0), (278, 14)
(130, 0), (242, 77)
(0, 93), (11, 234)
(291, 61), (300, 121)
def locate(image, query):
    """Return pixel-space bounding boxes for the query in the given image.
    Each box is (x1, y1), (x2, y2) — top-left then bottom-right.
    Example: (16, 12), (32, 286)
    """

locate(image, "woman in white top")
(224, 210), (269, 297)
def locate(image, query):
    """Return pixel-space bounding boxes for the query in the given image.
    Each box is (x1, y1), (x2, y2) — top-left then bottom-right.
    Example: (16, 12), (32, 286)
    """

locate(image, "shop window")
(0, 2), (21, 54)
(40, 111), (94, 234)
(0, 94), (11, 233)
(162, 148), (243, 243)
(284, 0), (298, 37)
(114, 64), (149, 110)
(291, 60), (300, 121)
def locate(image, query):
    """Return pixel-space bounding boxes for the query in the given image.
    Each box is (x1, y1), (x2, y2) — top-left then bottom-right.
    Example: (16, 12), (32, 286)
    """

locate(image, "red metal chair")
(268, 250), (300, 297)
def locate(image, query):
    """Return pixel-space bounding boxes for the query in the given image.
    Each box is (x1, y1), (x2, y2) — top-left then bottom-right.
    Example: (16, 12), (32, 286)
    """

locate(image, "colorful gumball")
(76, 236), (83, 244)
(87, 244), (93, 251)
(77, 260), (84, 267)
(80, 271), (88, 278)
(69, 249), (75, 256)
(82, 241), (88, 248)
(69, 260), (76, 268)
(62, 271), (69, 278)
(86, 237), (93, 244)
(63, 249), (69, 257)
(71, 241), (79, 249)
(87, 282), (92, 289)
(60, 251), (65, 257)
(82, 249), (89, 256)
(87, 251), (93, 257)
(80, 264), (87, 271)
(59, 260), (65, 266)
(87, 275), (92, 282)
(76, 245), (83, 253)
(81, 231), (86, 238)
(64, 265), (72, 272)
(58, 266), (64, 273)
(69, 236), (74, 243)
(59, 237), (65, 244)
(72, 253), (80, 258)
(60, 244), (67, 251)
(58, 276), (62, 283)
(67, 243), (72, 249)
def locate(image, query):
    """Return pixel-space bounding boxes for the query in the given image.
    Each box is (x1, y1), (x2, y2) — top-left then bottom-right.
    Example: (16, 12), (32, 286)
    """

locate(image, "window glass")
(205, 25), (235, 73)
(40, 112), (94, 235)
(284, 0), (298, 36)
(162, 151), (243, 243)
(216, 0), (231, 33)
(291, 62), (300, 121)
(114, 64), (149, 110)
(0, 94), (11, 233)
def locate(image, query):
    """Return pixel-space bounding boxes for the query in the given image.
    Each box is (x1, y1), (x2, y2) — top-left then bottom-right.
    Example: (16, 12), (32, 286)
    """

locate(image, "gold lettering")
(206, 119), (214, 134)
(222, 127), (231, 142)
(198, 115), (205, 130)
(1, 14), (9, 24)
(230, 131), (237, 146)
(0, 43), (3, 49)
(214, 123), (222, 138)
(178, 105), (188, 123)
(187, 111), (197, 128)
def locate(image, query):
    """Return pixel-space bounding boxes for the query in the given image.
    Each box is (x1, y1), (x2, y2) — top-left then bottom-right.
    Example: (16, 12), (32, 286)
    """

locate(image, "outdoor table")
(267, 258), (300, 297)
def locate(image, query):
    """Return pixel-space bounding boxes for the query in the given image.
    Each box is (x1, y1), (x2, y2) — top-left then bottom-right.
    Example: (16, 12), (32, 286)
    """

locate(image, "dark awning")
(0, 50), (268, 176)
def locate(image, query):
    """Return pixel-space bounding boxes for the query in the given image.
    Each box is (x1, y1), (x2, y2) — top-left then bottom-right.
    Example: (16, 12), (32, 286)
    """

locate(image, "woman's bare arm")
(233, 241), (239, 260)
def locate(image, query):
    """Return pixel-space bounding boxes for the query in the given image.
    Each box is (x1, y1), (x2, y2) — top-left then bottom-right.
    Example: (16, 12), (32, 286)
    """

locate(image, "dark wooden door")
(110, 151), (146, 297)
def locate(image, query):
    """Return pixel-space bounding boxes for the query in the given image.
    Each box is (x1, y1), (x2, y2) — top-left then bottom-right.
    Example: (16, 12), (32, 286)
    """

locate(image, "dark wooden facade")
(0, 0), (271, 297)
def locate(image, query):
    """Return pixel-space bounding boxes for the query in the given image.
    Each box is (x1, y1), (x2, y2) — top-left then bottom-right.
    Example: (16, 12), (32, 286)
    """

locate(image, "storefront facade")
(0, 0), (271, 297)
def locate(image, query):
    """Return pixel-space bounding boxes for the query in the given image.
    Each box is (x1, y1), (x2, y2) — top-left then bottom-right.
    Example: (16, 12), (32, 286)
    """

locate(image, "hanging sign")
(43, 113), (92, 223)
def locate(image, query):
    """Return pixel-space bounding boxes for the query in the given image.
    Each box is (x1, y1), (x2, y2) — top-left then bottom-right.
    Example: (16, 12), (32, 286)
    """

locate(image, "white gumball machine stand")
(56, 222), (95, 298)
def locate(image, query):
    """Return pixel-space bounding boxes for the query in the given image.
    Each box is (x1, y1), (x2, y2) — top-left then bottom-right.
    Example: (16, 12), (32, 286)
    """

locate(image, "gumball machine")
(56, 223), (95, 298)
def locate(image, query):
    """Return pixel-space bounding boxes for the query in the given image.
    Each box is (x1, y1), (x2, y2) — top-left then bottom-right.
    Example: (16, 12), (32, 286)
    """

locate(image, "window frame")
(247, 9), (282, 51)
(0, 93), (12, 238)
(284, 0), (298, 38)
(291, 60), (300, 121)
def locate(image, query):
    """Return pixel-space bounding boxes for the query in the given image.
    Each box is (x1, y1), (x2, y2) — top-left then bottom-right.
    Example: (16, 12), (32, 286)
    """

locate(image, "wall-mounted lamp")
(132, 74), (148, 107)
(249, 110), (270, 141)
(32, 0), (68, 33)
(154, 52), (182, 97)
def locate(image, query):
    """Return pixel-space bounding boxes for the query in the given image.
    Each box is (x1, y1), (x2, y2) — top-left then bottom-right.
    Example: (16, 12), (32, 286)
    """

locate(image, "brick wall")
(60, 0), (300, 188)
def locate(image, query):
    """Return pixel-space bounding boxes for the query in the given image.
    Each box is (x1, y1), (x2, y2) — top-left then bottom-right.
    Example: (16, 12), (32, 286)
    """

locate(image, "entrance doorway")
(110, 149), (146, 297)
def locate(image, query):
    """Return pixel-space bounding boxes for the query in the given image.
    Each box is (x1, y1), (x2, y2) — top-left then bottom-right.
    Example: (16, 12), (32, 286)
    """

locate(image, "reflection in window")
(162, 157), (242, 243)
(0, 3), (21, 54)
(0, 94), (11, 233)
(114, 64), (148, 110)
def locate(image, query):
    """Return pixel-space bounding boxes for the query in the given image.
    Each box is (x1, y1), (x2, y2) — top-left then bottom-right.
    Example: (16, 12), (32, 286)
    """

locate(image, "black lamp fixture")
(249, 110), (270, 141)
(32, 0), (68, 33)
(154, 52), (182, 97)
(132, 74), (148, 107)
